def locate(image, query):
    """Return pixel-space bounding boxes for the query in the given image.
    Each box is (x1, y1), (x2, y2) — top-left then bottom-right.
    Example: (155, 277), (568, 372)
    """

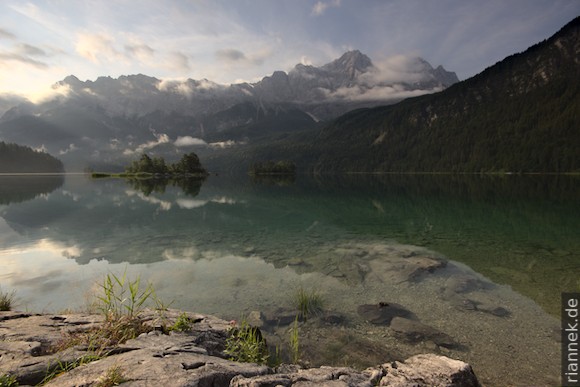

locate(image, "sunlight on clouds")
(123, 132), (170, 155)
(76, 32), (121, 63)
(311, 0), (341, 16)
(125, 190), (172, 211)
(176, 198), (208, 209)
(175, 136), (207, 147)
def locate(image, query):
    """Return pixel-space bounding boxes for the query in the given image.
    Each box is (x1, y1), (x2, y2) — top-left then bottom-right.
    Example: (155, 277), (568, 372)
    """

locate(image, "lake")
(1, 173), (578, 386)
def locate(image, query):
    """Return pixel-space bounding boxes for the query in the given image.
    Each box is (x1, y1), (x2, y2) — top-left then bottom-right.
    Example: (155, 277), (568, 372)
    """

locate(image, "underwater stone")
(357, 302), (417, 325)
(389, 317), (461, 349)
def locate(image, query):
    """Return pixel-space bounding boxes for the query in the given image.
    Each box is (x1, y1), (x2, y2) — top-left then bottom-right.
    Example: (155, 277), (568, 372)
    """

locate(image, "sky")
(0, 0), (578, 100)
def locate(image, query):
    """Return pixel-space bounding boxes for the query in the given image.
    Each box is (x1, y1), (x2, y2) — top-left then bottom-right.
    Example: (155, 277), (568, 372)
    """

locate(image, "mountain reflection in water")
(0, 174), (577, 386)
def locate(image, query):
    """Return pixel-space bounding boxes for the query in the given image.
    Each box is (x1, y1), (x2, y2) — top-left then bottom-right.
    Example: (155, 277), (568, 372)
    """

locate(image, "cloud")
(176, 198), (208, 209)
(216, 48), (246, 62)
(126, 190), (172, 211)
(125, 43), (155, 60)
(169, 51), (191, 72)
(214, 47), (270, 69)
(123, 132), (171, 155)
(0, 52), (48, 69)
(359, 55), (434, 85)
(321, 84), (442, 102)
(209, 140), (242, 149)
(311, 0), (341, 16)
(75, 32), (121, 63)
(175, 136), (207, 147)
(17, 43), (47, 57)
(59, 143), (78, 155)
(0, 28), (16, 40)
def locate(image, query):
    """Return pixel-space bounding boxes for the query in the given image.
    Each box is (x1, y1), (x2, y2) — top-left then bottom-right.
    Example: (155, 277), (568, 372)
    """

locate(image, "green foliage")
(41, 354), (102, 385)
(96, 271), (154, 320)
(170, 312), (194, 332)
(215, 18), (580, 174)
(0, 141), (64, 174)
(225, 319), (269, 364)
(125, 152), (208, 176)
(0, 373), (18, 387)
(289, 316), (300, 364)
(292, 287), (323, 320)
(0, 287), (15, 311)
(95, 365), (127, 387)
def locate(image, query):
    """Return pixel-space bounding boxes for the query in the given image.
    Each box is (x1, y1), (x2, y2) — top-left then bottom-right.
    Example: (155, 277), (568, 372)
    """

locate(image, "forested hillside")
(214, 17), (580, 174)
(304, 16), (580, 173)
(0, 142), (64, 173)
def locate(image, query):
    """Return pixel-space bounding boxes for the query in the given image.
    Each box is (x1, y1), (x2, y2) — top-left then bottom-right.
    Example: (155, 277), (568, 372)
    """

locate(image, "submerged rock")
(389, 317), (462, 349)
(357, 302), (418, 325)
(451, 297), (511, 318)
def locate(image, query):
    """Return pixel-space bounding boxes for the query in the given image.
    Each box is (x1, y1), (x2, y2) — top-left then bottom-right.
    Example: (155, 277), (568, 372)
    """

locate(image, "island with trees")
(92, 152), (209, 178)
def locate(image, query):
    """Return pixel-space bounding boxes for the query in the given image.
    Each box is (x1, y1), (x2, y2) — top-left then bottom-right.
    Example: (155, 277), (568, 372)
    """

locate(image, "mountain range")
(1, 17), (578, 174)
(206, 16), (580, 174)
(0, 51), (457, 171)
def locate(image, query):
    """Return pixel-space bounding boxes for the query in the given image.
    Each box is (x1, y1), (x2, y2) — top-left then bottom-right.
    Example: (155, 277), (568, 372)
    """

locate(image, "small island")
(92, 152), (209, 179)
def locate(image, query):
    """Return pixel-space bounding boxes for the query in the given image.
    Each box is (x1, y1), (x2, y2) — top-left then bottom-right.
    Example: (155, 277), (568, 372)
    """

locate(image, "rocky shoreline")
(0, 308), (481, 386)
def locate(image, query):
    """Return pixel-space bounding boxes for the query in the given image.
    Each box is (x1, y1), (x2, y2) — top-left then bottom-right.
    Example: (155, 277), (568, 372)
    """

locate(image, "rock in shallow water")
(389, 317), (462, 350)
(357, 302), (418, 325)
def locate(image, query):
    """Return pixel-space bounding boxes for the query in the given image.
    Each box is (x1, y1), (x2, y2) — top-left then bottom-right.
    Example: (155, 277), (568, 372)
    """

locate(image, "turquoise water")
(1, 174), (578, 386)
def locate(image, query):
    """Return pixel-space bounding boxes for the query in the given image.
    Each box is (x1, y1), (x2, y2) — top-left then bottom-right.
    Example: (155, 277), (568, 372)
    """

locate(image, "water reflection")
(125, 177), (205, 197)
(0, 174), (577, 386)
(0, 175), (64, 205)
(250, 174), (296, 186)
(1, 174), (578, 317)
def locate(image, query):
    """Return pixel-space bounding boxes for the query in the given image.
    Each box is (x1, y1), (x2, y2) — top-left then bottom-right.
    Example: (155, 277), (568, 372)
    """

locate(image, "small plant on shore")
(95, 365), (126, 387)
(0, 287), (15, 311)
(41, 354), (102, 385)
(289, 316), (300, 364)
(292, 286), (323, 320)
(52, 271), (157, 357)
(170, 312), (194, 332)
(225, 318), (269, 365)
(97, 271), (154, 320)
(0, 373), (18, 387)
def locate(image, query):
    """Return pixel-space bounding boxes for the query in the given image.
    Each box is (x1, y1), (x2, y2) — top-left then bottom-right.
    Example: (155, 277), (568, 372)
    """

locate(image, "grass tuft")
(289, 315), (300, 364)
(292, 286), (324, 320)
(0, 373), (18, 387)
(52, 271), (157, 357)
(95, 365), (127, 387)
(0, 287), (15, 311)
(170, 312), (194, 332)
(225, 318), (269, 364)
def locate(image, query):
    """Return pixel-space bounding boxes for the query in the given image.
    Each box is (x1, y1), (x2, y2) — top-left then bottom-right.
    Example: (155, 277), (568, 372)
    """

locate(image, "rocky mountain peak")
(56, 75), (84, 90)
(322, 50), (373, 78)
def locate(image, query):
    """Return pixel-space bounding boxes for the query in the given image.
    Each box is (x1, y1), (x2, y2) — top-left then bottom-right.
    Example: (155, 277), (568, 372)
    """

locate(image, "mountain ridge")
(303, 16), (580, 173)
(0, 51), (458, 171)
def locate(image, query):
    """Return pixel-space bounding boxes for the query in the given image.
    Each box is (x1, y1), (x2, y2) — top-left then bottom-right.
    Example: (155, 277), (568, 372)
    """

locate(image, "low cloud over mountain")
(0, 50), (458, 171)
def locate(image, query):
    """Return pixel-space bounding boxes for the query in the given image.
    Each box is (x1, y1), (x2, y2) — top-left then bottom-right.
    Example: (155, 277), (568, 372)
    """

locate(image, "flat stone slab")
(1, 309), (481, 386)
